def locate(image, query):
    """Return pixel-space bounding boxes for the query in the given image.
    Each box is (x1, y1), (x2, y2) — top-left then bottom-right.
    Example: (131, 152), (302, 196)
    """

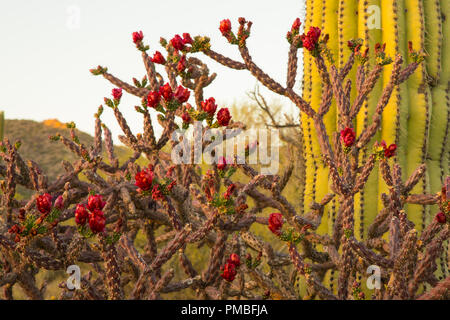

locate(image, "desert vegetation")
(0, 10), (449, 300)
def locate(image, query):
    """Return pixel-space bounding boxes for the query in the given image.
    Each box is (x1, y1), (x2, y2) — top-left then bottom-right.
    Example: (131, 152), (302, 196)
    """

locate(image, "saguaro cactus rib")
(405, 0), (431, 231)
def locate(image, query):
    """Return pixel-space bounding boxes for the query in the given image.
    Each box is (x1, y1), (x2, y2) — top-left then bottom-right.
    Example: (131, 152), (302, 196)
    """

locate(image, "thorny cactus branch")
(0, 17), (448, 301)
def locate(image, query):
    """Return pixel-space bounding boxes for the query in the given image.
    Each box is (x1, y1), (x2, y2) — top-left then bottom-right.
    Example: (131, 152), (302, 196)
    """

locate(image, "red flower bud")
(181, 112), (191, 123)
(54, 195), (64, 210)
(177, 55), (187, 72)
(436, 212), (446, 224)
(147, 91), (161, 108)
(75, 204), (89, 226)
(159, 83), (173, 101)
(291, 18), (301, 32)
(217, 108), (231, 126)
(132, 31), (144, 44)
(151, 51), (166, 64)
(228, 253), (241, 267)
(201, 97), (217, 116)
(268, 212), (283, 235)
(221, 262), (237, 282)
(112, 88), (122, 100)
(89, 210), (106, 233)
(135, 167), (154, 191)
(87, 194), (106, 211)
(224, 183), (236, 200)
(36, 193), (52, 214)
(219, 19), (232, 35)
(340, 127), (356, 147)
(152, 184), (164, 201)
(182, 33), (193, 45)
(381, 141), (397, 158)
(167, 180), (177, 192)
(301, 26), (321, 51)
(170, 34), (185, 51)
(217, 156), (227, 171)
(174, 85), (190, 103)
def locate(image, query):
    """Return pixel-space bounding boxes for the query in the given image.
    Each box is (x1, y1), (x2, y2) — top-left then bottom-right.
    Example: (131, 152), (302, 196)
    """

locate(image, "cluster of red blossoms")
(221, 253), (241, 282)
(146, 83), (190, 109)
(200, 97), (232, 126)
(135, 165), (176, 201)
(151, 51), (165, 64)
(9, 194), (64, 242)
(170, 33), (193, 51)
(340, 127), (356, 148)
(268, 212), (284, 236)
(301, 26), (321, 51)
(380, 141), (397, 158)
(75, 194), (106, 234)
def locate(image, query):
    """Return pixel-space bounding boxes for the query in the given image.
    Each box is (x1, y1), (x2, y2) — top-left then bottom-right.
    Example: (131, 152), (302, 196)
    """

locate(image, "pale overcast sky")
(0, 0), (305, 140)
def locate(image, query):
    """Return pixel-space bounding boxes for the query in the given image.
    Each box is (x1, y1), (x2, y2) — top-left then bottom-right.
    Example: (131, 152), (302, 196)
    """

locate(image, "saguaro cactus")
(301, 0), (449, 239)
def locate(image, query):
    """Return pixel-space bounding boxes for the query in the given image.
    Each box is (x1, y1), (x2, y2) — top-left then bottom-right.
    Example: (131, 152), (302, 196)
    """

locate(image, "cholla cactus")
(0, 16), (448, 300)
(300, 1), (450, 287)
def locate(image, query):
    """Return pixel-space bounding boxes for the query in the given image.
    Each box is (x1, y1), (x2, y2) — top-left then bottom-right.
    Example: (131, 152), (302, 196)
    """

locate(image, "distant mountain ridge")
(3, 119), (145, 197)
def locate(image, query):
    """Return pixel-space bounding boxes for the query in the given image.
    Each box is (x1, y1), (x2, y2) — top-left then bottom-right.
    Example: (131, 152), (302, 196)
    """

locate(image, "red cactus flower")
(87, 194), (106, 211)
(182, 33), (193, 45)
(177, 55), (187, 72)
(89, 210), (106, 233)
(221, 262), (237, 282)
(201, 97), (217, 116)
(170, 34), (185, 51)
(135, 167), (154, 191)
(291, 18), (301, 32)
(152, 184), (164, 201)
(174, 85), (190, 103)
(340, 127), (356, 147)
(219, 19), (232, 35)
(181, 112), (191, 123)
(268, 212), (284, 235)
(224, 183), (236, 200)
(159, 83), (173, 101)
(75, 204), (89, 226)
(217, 156), (227, 170)
(54, 195), (64, 210)
(217, 108), (231, 126)
(132, 31), (144, 44)
(8, 224), (20, 234)
(112, 88), (122, 100)
(147, 91), (161, 108)
(436, 212), (446, 224)
(381, 141), (397, 158)
(307, 27), (321, 42)
(301, 26), (321, 51)
(36, 193), (52, 214)
(228, 253), (241, 267)
(151, 51), (166, 64)
(167, 180), (177, 192)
